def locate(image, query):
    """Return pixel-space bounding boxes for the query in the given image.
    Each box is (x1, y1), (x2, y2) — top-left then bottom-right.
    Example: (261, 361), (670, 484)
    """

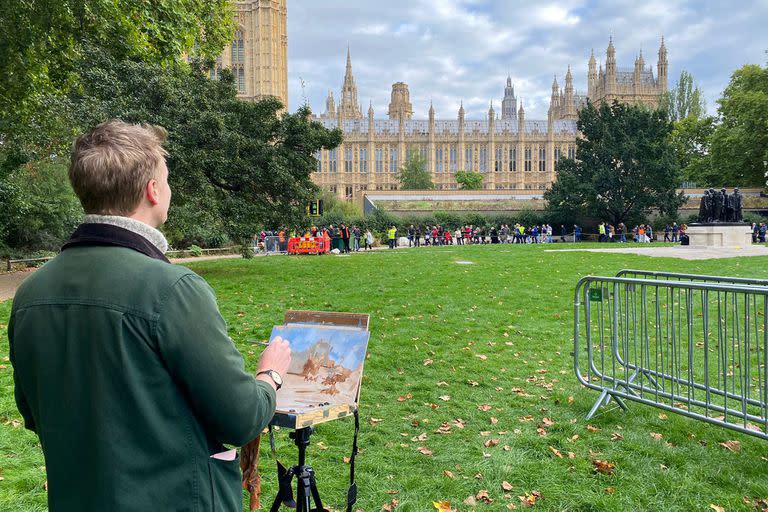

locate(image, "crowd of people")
(254, 219), (768, 253)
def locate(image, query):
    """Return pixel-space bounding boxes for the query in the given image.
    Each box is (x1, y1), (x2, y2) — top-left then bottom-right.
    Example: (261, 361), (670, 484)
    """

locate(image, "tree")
(1, 47), (342, 250)
(660, 71), (707, 122)
(710, 64), (768, 186)
(544, 101), (685, 226)
(0, 0), (234, 116)
(455, 171), (484, 190)
(669, 114), (717, 186)
(398, 149), (434, 189)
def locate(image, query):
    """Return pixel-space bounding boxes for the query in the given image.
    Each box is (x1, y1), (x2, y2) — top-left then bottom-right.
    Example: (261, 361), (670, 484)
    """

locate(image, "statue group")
(698, 188), (743, 223)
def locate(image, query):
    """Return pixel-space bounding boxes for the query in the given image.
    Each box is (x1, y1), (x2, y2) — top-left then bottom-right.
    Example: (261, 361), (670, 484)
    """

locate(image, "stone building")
(312, 38), (668, 199)
(210, 0), (288, 106)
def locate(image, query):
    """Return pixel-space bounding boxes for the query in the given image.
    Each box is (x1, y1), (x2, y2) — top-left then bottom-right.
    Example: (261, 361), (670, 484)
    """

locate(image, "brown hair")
(68, 120), (168, 215)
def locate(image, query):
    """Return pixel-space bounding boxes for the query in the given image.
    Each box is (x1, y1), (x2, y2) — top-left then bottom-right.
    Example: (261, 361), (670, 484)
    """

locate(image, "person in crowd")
(340, 223), (351, 253)
(9, 120), (292, 511)
(455, 227), (463, 245)
(664, 224), (671, 242)
(574, 224), (582, 242)
(388, 225), (397, 249)
(364, 228), (374, 250)
(759, 223), (767, 243)
(672, 222), (679, 243)
(353, 225), (361, 251)
(407, 225), (415, 247)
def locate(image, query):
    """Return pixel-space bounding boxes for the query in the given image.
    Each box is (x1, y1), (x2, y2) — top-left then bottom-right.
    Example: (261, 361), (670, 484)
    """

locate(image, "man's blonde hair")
(69, 119), (169, 215)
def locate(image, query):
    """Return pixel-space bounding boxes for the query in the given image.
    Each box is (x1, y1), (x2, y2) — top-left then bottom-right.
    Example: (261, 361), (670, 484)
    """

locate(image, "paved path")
(545, 244), (768, 260)
(0, 254), (241, 302)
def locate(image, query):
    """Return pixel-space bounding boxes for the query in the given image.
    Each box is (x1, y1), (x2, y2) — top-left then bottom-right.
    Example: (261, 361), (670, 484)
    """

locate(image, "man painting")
(9, 120), (291, 511)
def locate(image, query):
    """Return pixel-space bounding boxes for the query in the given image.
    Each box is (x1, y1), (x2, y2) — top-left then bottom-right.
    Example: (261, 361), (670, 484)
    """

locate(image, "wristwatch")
(257, 370), (283, 390)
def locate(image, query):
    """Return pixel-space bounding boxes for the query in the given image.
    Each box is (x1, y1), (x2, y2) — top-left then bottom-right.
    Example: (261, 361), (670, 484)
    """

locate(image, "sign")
(588, 288), (603, 302)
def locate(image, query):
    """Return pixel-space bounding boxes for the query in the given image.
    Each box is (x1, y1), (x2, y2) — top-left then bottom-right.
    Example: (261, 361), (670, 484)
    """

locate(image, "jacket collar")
(62, 223), (171, 263)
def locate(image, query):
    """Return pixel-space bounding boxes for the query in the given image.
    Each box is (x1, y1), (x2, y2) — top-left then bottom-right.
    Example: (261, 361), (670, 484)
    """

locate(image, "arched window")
(231, 29), (246, 93)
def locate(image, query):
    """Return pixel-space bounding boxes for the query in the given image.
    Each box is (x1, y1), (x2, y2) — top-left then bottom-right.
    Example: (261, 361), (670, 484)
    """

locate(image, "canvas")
(269, 324), (370, 414)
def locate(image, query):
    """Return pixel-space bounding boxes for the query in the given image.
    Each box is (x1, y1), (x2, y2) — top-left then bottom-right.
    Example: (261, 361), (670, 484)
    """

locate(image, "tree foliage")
(669, 115), (717, 186)
(66, 48), (342, 244)
(544, 101), (685, 226)
(0, 0), (234, 115)
(660, 71), (707, 122)
(398, 149), (434, 190)
(455, 171), (484, 190)
(710, 64), (768, 186)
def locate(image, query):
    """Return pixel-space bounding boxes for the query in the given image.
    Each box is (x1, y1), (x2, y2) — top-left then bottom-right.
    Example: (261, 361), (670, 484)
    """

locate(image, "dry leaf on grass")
(502, 481), (514, 491)
(549, 446), (563, 458)
(484, 439), (500, 448)
(592, 459), (615, 475)
(381, 498), (400, 511)
(708, 505), (725, 512)
(397, 394), (413, 402)
(650, 432), (663, 441)
(719, 440), (741, 452)
(443, 470), (455, 479)
(478, 404), (493, 412)
(475, 490), (493, 504)
(432, 500), (452, 511)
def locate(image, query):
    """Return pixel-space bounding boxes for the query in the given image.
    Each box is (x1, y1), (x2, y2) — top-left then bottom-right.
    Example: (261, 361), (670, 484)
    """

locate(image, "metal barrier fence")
(262, 236), (288, 255)
(616, 269), (768, 287)
(574, 274), (768, 440)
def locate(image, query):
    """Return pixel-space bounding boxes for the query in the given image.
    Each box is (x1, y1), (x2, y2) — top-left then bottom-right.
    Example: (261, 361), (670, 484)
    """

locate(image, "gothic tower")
(220, 0), (288, 106)
(388, 82), (414, 120)
(339, 48), (363, 119)
(658, 37), (668, 91)
(501, 76), (517, 120)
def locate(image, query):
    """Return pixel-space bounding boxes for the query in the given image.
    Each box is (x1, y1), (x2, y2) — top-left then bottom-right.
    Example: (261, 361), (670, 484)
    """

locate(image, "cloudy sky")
(286, 0), (767, 121)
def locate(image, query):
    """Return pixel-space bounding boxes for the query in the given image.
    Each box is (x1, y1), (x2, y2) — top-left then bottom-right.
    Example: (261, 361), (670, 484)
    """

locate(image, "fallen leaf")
(719, 440), (741, 452)
(433, 501), (451, 511)
(438, 395), (451, 401)
(418, 446), (433, 456)
(592, 460), (615, 475)
(502, 481), (514, 491)
(548, 446), (563, 458)
(475, 490), (493, 504)
(369, 418), (383, 426)
(424, 358), (433, 366)
(478, 404), (493, 412)
(650, 432), (663, 441)
(491, 417), (499, 425)
(397, 394), (413, 402)
(385, 490), (399, 495)
(484, 439), (500, 448)
(605, 487), (616, 494)
(467, 380), (480, 386)
(412, 433), (428, 442)
(381, 498), (400, 511)
(463, 496), (477, 507)
(709, 505), (725, 512)
(436, 381), (449, 387)
(586, 425), (601, 433)
(518, 490), (542, 507)
(443, 470), (455, 479)
(541, 417), (554, 427)
(611, 433), (624, 441)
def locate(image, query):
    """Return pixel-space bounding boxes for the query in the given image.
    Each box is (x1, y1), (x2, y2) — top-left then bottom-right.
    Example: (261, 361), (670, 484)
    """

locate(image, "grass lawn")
(2, 243), (768, 511)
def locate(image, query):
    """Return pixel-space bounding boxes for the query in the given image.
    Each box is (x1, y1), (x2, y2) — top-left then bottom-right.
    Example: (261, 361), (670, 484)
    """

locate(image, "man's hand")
(256, 336), (291, 390)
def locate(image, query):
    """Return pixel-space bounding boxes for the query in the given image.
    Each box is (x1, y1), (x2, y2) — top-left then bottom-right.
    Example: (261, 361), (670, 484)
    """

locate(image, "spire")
(458, 101), (465, 117)
(339, 48), (362, 119)
(368, 100), (374, 118)
(325, 90), (336, 117)
(518, 101), (525, 116)
(606, 37), (616, 77)
(657, 36), (668, 90)
(489, 100), (495, 117)
(589, 48), (596, 68)
(429, 100), (435, 116)
(552, 75), (559, 93)
(506, 75), (512, 87)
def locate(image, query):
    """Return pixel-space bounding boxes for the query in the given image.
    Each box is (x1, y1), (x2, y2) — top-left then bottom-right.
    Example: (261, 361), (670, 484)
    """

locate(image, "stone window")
(359, 148), (367, 173)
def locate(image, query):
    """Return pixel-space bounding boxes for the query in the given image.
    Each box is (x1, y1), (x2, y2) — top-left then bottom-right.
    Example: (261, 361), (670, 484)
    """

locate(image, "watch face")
(270, 371), (283, 386)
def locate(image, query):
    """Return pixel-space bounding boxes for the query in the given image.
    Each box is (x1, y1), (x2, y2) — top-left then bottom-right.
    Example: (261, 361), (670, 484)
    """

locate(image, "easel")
(267, 310), (369, 512)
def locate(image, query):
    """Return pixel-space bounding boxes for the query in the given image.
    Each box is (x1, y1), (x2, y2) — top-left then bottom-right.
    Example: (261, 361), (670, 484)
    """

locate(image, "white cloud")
(287, 0), (768, 120)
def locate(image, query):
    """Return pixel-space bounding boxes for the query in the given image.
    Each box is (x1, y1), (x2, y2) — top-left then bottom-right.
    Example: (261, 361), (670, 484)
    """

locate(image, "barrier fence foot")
(586, 390), (628, 420)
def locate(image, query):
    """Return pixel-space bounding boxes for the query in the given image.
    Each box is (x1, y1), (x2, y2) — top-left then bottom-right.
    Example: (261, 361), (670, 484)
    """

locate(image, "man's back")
(11, 246), (275, 511)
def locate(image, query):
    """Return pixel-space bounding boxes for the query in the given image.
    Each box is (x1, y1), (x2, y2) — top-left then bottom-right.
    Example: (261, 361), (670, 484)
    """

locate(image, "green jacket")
(10, 234), (275, 511)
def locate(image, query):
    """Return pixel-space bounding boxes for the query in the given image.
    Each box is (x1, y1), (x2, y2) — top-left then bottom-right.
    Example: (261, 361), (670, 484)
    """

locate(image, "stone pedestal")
(686, 223), (753, 247)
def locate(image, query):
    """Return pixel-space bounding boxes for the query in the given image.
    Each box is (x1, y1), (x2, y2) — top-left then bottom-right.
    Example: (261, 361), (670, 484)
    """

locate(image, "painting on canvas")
(269, 324), (370, 412)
